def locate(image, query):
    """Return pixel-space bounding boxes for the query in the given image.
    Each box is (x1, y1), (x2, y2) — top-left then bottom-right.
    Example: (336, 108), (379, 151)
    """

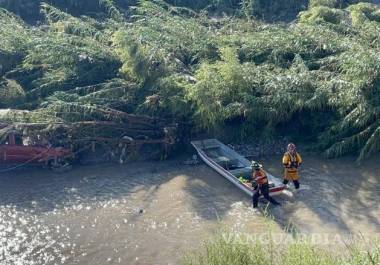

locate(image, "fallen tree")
(0, 109), (178, 164)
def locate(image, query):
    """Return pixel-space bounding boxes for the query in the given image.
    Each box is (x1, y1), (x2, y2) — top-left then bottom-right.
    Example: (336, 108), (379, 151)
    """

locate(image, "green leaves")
(1, 1), (380, 160)
(0, 8), (31, 53)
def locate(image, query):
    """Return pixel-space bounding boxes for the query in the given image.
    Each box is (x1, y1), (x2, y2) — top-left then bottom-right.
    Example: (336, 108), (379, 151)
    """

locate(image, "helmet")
(251, 161), (262, 170)
(287, 143), (296, 153)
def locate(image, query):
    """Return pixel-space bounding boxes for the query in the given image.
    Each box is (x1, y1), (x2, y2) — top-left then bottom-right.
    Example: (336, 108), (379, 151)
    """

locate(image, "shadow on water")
(182, 165), (251, 221)
(0, 160), (248, 222)
(1, 154), (379, 234)
(0, 160), (265, 265)
(1, 160), (249, 265)
(261, 155), (380, 236)
(1, 155), (379, 264)
(0, 161), (178, 213)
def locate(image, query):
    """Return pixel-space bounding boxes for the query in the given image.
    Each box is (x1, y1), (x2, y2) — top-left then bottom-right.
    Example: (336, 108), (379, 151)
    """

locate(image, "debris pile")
(0, 113), (178, 164)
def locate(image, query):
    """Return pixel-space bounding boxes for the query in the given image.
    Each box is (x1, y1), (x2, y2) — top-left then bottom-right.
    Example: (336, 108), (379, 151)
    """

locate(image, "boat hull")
(191, 139), (285, 197)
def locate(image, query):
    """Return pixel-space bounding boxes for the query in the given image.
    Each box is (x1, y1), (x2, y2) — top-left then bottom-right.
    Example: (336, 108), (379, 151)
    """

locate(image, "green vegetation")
(1, 1), (380, 161)
(183, 232), (380, 265)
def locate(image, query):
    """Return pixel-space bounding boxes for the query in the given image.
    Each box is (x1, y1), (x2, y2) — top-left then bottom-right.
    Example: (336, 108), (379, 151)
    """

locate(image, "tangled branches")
(1, 1), (380, 162)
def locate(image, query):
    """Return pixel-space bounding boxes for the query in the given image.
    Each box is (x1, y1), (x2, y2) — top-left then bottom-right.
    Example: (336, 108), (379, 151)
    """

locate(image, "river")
(0, 155), (379, 264)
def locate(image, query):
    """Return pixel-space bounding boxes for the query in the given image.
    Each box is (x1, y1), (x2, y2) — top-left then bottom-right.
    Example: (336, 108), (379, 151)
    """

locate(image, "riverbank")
(0, 154), (379, 264)
(2, 1), (380, 165)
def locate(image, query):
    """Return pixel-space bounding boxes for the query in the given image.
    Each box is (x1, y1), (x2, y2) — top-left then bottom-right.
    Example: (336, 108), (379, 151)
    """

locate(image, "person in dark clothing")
(251, 161), (281, 208)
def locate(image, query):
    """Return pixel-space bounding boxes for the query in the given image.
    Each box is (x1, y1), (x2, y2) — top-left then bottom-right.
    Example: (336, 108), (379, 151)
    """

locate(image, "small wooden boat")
(191, 139), (285, 196)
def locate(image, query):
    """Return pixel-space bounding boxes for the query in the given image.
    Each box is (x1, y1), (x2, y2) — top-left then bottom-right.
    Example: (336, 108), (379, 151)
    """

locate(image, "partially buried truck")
(0, 123), (73, 171)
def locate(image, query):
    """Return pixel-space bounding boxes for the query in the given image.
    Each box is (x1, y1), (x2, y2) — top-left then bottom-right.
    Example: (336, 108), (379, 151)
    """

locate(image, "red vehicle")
(0, 127), (73, 170)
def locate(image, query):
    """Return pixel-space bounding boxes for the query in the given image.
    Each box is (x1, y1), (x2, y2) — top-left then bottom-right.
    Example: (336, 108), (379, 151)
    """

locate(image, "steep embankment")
(1, 1), (380, 161)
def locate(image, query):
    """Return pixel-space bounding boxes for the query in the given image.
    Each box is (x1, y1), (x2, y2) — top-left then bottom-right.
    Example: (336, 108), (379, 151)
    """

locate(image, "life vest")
(283, 152), (302, 172)
(253, 169), (268, 185)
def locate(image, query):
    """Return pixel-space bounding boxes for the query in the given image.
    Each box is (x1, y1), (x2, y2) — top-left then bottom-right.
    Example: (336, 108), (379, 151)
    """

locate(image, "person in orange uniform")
(282, 143), (302, 189)
(251, 161), (280, 208)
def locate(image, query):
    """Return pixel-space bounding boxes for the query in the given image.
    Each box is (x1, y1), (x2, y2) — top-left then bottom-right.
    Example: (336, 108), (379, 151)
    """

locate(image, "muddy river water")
(0, 155), (379, 265)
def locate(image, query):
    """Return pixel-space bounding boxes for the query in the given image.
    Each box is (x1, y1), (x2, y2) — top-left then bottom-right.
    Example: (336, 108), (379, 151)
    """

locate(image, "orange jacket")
(253, 169), (268, 185)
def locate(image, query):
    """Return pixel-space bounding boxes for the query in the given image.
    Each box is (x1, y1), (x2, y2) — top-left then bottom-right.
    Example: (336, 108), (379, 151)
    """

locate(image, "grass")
(183, 209), (380, 265)
(183, 232), (380, 265)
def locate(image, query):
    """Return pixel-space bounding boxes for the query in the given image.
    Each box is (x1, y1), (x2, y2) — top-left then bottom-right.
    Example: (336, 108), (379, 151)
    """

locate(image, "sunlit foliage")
(1, 1), (380, 161)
